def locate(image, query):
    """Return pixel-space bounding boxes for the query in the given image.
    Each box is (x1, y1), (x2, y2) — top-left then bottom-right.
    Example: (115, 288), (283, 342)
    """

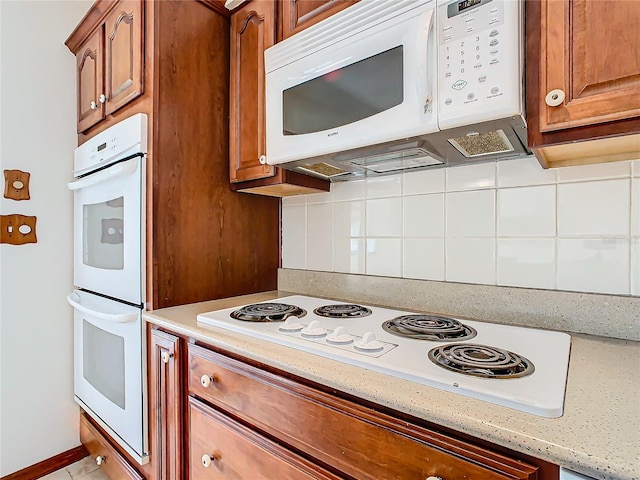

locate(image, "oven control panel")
(436, 0), (522, 129)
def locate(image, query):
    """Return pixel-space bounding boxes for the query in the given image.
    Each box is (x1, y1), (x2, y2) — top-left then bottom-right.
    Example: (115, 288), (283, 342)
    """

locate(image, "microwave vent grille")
(448, 130), (515, 158)
(297, 163), (351, 178)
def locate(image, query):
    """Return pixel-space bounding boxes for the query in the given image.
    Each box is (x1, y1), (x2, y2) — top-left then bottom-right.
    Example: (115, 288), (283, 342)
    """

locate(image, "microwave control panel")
(436, 0), (522, 130)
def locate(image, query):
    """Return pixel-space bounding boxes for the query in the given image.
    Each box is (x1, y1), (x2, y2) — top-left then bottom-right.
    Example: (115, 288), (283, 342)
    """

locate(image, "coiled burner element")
(230, 303), (306, 322)
(313, 304), (372, 319)
(382, 315), (477, 341)
(428, 343), (535, 379)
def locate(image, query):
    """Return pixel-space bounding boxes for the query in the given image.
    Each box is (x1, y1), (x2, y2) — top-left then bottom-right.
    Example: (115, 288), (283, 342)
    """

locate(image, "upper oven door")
(265, 0), (438, 166)
(69, 155), (144, 305)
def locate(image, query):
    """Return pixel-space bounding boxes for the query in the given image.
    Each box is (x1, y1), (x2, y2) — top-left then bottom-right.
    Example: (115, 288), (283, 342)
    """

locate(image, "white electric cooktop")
(197, 295), (571, 418)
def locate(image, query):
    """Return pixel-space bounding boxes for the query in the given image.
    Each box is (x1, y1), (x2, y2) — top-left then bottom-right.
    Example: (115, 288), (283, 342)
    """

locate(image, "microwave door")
(265, 2), (438, 166)
(69, 156), (144, 306)
(68, 290), (147, 463)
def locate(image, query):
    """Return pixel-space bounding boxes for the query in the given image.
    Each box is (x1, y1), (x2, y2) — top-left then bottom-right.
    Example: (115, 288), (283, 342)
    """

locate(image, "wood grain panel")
(188, 344), (539, 480)
(189, 398), (343, 480)
(148, 328), (183, 480)
(104, 0), (144, 115)
(151, 0), (279, 309)
(281, 0), (358, 40)
(230, 2), (276, 183)
(77, 29), (104, 133)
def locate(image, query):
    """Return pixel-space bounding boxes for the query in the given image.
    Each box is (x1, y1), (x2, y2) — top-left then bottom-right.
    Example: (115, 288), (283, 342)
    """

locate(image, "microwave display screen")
(458, 0), (481, 12)
(283, 46), (403, 136)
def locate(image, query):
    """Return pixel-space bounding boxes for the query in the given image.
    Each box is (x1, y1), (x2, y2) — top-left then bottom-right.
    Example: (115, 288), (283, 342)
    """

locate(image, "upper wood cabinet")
(526, 0), (640, 168)
(229, 0), (330, 196)
(68, 0), (144, 133)
(280, 0), (358, 40)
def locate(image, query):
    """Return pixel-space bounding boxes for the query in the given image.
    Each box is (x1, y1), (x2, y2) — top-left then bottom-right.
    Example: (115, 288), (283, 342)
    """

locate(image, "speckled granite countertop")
(144, 291), (640, 480)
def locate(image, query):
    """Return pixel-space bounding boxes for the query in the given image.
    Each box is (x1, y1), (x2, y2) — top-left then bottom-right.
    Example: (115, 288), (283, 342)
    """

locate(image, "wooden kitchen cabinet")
(187, 342), (545, 480)
(526, 0), (640, 168)
(68, 0), (144, 133)
(280, 0), (358, 40)
(148, 328), (182, 480)
(229, 0), (330, 196)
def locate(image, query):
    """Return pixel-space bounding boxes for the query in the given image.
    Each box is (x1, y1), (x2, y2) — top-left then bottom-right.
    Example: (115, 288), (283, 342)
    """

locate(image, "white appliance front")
(68, 290), (147, 463)
(265, 0), (438, 165)
(70, 155), (144, 306)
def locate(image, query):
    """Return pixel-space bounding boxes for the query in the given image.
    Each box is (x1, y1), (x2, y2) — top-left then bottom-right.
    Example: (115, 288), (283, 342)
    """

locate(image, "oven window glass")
(83, 319), (126, 409)
(283, 46), (404, 135)
(83, 197), (124, 270)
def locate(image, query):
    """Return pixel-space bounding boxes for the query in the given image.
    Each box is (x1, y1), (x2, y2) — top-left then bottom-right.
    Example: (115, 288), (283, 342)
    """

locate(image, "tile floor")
(40, 456), (109, 480)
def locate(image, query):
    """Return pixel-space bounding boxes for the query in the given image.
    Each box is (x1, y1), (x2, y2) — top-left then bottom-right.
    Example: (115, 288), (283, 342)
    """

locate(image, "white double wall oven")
(67, 113), (149, 464)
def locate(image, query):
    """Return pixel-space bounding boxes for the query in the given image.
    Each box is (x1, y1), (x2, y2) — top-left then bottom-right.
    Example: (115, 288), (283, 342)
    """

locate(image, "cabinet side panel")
(152, 0), (280, 309)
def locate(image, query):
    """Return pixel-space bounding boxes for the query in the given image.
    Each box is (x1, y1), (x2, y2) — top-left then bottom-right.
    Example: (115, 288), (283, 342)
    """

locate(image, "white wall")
(282, 157), (640, 297)
(0, 0), (92, 475)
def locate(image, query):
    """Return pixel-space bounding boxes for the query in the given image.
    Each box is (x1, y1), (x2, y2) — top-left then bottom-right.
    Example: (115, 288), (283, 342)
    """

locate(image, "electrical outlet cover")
(3, 169), (31, 201)
(1, 215), (37, 244)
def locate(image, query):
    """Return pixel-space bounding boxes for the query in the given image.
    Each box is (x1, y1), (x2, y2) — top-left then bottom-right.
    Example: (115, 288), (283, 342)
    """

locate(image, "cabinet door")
(104, 0), (144, 116)
(229, 1), (276, 183)
(149, 329), (182, 480)
(281, 0), (358, 39)
(538, 0), (640, 132)
(76, 28), (104, 133)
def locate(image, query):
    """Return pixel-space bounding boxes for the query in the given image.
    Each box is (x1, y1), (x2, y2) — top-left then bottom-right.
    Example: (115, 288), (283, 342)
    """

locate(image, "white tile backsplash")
(366, 238), (402, 277)
(403, 238), (445, 281)
(446, 237), (496, 284)
(283, 158), (640, 297)
(403, 194), (444, 237)
(446, 190), (495, 237)
(366, 197), (403, 237)
(558, 179), (630, 236)
(497, 238), (556, 289)
(403, 168), (445, 195)
(306, 203), (334, 271)
(497, 156), (557, 187)
(282, 205), (306, 269)
(556, 160), (631, 183)
(498, 185), (556, 237)
(557, 238), (630, 295)
(366, 175), (402, 198)
(446, 161), (496, 191)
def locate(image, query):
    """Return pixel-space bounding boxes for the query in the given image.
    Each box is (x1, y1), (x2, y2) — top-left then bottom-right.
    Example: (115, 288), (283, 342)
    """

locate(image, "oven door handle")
(67, 292), (139, 323)
(67, 159), (138, 191)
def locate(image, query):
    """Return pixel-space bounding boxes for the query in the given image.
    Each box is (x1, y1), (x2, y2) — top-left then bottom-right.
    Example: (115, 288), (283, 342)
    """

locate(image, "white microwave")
(264, 0), (527, 180)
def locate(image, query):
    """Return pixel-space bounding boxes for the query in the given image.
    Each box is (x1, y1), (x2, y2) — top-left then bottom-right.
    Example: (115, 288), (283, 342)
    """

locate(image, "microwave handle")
(67, 292), (139, 323)
(425, 9), (435, 111)
(67, 159), (138, 191)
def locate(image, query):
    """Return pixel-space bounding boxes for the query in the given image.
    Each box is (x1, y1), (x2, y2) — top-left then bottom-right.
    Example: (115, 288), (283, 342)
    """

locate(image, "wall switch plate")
(3, 169), (31, 201)
(1, 214), (37, 245)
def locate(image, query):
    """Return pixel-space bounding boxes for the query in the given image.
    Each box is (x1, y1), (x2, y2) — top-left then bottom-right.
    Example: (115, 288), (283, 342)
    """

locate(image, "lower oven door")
(68, 290), (148, 464)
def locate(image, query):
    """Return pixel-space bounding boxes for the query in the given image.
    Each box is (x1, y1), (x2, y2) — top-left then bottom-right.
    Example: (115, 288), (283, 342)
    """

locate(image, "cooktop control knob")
(279, 316), (304, 332)
(301, 320), (327, 337)
(326, 326), (354, 345)
(354, 332), (385, 352)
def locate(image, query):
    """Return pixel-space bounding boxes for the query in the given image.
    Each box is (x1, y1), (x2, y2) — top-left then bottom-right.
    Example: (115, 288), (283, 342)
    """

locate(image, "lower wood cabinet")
(147, 326), (558, 480)
(80, 413), (145, 480)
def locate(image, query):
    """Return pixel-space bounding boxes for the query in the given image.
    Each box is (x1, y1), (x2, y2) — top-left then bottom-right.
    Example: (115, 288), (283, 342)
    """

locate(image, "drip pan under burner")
(313, 304), (372, 319)
(428, 343), (535, 379)
(230, 303), (306, 322)
(382, 315), (477, 341)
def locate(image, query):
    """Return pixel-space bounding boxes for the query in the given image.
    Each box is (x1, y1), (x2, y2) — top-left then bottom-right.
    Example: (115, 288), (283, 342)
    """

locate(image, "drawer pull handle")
(200, 375), (214, 388)
(95, 455), (106, 466)
(161, 351), (174, 364)
(201, 453), (217, 468)
(426, 477), (443, 480)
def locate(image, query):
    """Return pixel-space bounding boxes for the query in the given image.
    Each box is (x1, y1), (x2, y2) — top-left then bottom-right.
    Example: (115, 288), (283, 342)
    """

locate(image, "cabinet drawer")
(189, 397), (341, 479)
(188, 344), (538, 480)
(79, 413), (144, 480)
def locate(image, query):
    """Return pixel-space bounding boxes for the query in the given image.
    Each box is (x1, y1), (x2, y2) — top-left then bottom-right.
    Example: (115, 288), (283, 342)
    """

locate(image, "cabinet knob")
(99, 93), (107, 104)
(201, 453), (216, 468)
(259, 155), (267, 165)
(426, 477), (443, 480)
(200, 374), (214, 388)
(161, 351), (174, 363)
(95, 455), (106, 466)
(545, 89), (565, 107)
(90, 101), (98, 110)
